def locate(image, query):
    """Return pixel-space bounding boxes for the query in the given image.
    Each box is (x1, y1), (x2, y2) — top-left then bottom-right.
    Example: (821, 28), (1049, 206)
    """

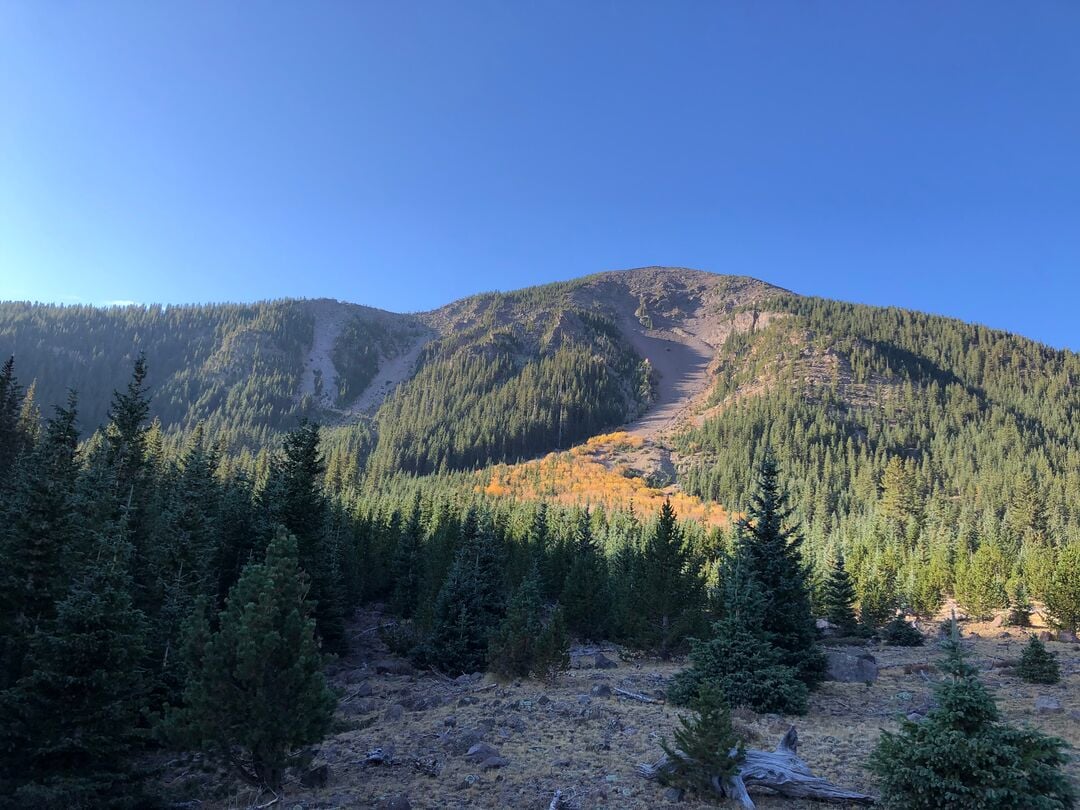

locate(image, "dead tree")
(637, 726), (875, 809)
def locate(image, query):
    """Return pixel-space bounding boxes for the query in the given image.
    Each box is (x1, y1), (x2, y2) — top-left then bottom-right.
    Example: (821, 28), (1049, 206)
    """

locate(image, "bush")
(1018, 635), (1061, 685)
(868, 622), (1075, 810)
(660, 682), (744, 801)
(879, 616), (924, 647)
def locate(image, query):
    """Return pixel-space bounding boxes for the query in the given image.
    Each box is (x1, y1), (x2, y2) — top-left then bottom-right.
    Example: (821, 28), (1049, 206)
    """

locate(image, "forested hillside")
(678, 292), (1080, 622)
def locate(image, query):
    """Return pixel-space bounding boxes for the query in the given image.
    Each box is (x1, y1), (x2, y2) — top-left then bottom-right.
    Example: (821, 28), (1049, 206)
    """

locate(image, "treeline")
(679, 295), (1080, 627)
(0, 300), (315, 451)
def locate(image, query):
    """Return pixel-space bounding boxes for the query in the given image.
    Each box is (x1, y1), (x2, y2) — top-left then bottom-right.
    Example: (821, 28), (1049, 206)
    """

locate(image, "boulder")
(591, 683), (612, 698)
(825, 651), (879, 683)
(375, 796), (411, 810)
(374, 659), (415, 676)
(1035, 696), (1064, 715)
(481, 755), (509, 769)
(465, 742), (501, 762)
(594, 653), (618, 669)
(1058, 630), (1079, 644)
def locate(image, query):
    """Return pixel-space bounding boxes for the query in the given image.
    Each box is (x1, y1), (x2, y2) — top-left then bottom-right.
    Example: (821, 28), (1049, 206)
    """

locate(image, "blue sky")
(1, 3), (1078, 348)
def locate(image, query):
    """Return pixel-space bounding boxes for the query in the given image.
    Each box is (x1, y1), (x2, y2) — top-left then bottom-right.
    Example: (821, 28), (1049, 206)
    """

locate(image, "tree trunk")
(637, 726), (875, 809)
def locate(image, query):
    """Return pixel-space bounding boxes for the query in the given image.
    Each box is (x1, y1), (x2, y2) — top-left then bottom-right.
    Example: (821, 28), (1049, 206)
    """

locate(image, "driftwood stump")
(637, 726), (875, 809)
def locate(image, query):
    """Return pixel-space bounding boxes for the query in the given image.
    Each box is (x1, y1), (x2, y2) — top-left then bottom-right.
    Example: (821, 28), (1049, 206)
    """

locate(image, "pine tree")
(561, 509), (610, 641)
(390, 492), (424, 618)
(1018, 635), (1061, 685)
(659, 681), (743, 800)
(1044, 543), (1080, 635)
(0, 539), (150, 807)
(737, 452), (826, 687)
(869, 621), (1075, 809)
(532, 605), (570, 684)
(0, 390), (81, 685)
(879, 615), (924, 646)
(821, 550), (859, 635)
(423, 507), (505, 674)
(638, 500), (706, 656)
(261, 421), (347, 653)
(166, 529), (335, 791)
(955, 542), (1010, 620)
(669, 551), (809, 715)
(489, 562), (544, 678)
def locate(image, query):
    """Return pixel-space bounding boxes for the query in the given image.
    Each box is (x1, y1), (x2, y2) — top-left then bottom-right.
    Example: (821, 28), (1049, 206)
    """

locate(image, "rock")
(989, 613), (1006, 628)
(1035, 696), (1064, 715)
(591, 683), (612, 698)
(481, 755), (509, 769)
(1038, 631), (1055, 642)
(1058, 630), (1079, 643)
(366, 746), (395, 765)
(374, 659), (415, 676)
(594, 653), (618, 669)
(444, 715), (457, 727)
(537, 694), (551, 706)
(375, 795), (411, 810)
(465, 742), (501, 761)
(826, 650), (879, 683)
(300, 763), (329, 788)
(458, 774), (480, 790)
(663, 786), (685, 802)
(442, 727), (485, 756)
(384, 704), (405, 722)
(906, 712), (924, 722)
(816, 618), (838, 636)
(576, 694), (591, 705)
(454, 673), (472, 685)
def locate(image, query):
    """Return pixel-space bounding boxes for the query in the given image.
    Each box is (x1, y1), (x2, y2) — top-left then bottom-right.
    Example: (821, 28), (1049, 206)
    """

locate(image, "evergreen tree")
(879, 615), (924, 646)
(561, 509), (610, 641)
(638, 500), (706, 656)
(390, 492), (424, 618)
(955, 542), (1010, 620)
(489, 562), (544, 678)
(737, 452), (826, 687)
(670, 551), (809, 715)
(0, 539), (149, 807)
(261, 421), (347, 653)
(0, 390), (81, 685)
(422, 507), (505, 674)
(659, 681), (744, 801)
(1018, 635), (1061, 685)
(532, 605), (571, 684)
(0, 355), (30, 484)
(821, 550), (859, 635)
(166, 529), (335, 791)
(869, 622), (1075, 810)
(1044, 543), (1080, 635)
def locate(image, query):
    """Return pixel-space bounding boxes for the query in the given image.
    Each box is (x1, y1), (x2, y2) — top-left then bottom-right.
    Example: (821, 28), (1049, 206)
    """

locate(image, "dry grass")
(162, 611), (1079, 809)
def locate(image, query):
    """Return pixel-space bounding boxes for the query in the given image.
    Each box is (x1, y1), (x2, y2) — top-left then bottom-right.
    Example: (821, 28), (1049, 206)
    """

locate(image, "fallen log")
(637, 726), (875, 809)
(614, 686), (660, 704)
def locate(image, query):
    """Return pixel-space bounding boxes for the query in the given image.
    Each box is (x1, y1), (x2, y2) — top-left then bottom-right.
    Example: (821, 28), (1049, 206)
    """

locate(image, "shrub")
(660, 681), (744, 801)
(868, 622), (1075, 810)
(879, 616), (924, 647)
(1018, 635), (1061, 685)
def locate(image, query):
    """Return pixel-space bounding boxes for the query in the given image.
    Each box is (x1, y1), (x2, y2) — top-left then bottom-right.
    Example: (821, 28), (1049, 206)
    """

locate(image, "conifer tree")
(0, 390), (81, 684)
(532, 605), (570, 684)
(869, 622), (1075, 809)
(261, 421), (347, 653)
(821, 550), (859, 635)
(166, 529), (335, 791)
(423, 507), (505, 674)
(660, 681), (743, 801)
(638, 500), (706, 656)
(670, 551), (808, 715)
(955, 542), (1010, 620)
(737, 452), (825, 686)
(1018, 635), (1061, 685)
(489, 562), (544, 678)
(0, 536), (150, 807)
(390, 492), (424, 618)
(561, 509), (610, 640)
(879, 615), (924, 646)
(1044, 543), (1080, 635)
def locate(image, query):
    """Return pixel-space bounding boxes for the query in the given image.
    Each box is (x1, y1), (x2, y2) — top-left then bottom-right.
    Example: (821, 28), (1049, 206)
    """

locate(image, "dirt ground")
(160, 610), (1080, 810)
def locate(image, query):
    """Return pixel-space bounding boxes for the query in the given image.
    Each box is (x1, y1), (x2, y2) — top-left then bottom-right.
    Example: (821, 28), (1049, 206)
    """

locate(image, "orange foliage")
(478, 431), (730, 528)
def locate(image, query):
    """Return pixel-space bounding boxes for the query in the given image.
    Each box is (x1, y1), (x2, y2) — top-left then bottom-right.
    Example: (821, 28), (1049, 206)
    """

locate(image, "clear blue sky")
(2, 3), (1078, 348)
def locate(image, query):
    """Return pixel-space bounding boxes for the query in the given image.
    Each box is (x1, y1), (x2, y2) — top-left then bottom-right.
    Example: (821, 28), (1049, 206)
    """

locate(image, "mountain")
(3, 267), (1079, 554)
